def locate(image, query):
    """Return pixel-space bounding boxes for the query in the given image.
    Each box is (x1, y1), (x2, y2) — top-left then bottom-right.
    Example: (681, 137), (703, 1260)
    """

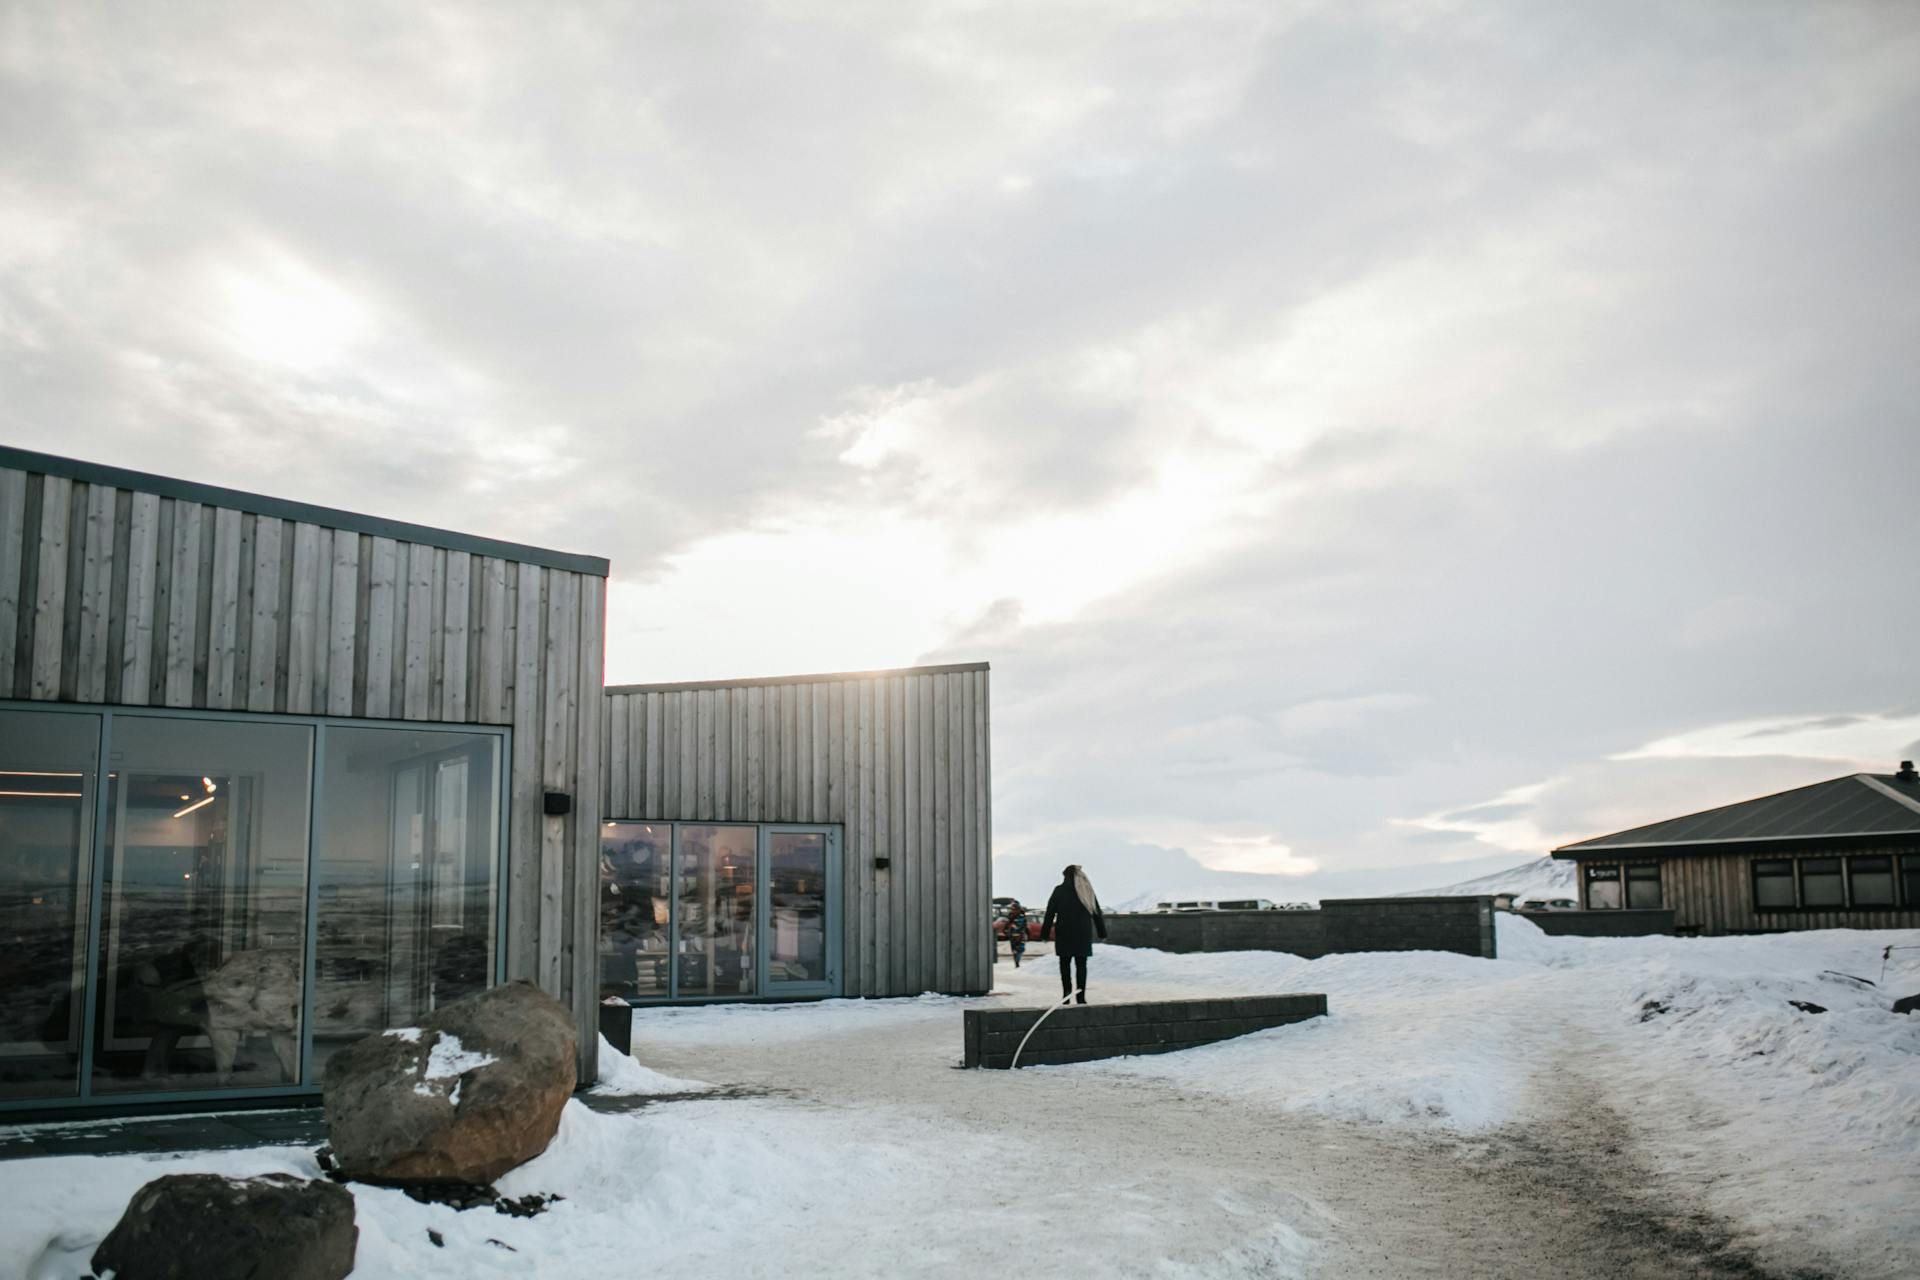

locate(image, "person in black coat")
(1040, 864), (1106, 1003)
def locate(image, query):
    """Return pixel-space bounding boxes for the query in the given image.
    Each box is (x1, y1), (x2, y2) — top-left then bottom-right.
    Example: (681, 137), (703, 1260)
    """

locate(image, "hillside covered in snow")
(1402, 855), (1578, 900)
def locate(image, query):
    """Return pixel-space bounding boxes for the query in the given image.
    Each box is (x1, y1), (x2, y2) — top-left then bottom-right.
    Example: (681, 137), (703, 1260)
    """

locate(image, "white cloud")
(1615, 711), (1920, 769)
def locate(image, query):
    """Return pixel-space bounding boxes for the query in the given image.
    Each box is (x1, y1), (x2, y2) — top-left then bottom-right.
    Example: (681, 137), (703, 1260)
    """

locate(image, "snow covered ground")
(1, 918), (1914, 1278)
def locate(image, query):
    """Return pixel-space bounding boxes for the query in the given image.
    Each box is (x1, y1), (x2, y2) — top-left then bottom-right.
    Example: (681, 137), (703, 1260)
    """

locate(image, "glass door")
(0, 710), (100, 1102)
(597, 822), (841, 1002)
(673, 825), (758, 999)
(761, 826), (838, 996)
(92, 716), (312, 1096)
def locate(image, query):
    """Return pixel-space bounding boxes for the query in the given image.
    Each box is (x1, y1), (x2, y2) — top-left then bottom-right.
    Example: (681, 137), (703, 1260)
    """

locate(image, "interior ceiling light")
(0, 770), (84, 778)
(202, 777), (217, 793)
(0, 789), (84, 798)
(173, 795), (216, 819)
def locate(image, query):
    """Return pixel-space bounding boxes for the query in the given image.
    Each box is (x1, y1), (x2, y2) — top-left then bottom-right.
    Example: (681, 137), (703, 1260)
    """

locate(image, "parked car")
(992, 911), (1043, 941)
(1280, 902), (1315, 911)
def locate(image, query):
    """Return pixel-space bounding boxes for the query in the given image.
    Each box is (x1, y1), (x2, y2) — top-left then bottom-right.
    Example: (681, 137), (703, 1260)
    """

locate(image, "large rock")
(322, 979), (577, 1185)
(91, 1173), (356, 1280)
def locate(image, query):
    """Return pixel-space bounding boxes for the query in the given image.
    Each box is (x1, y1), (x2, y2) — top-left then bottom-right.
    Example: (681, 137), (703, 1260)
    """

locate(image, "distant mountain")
(1095, 850), (1550, 913)
(1402, 856), (1576, 901)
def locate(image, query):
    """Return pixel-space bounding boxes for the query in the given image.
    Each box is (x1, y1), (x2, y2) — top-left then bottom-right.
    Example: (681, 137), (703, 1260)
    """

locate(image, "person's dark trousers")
(1058, 954), (1088, 1002)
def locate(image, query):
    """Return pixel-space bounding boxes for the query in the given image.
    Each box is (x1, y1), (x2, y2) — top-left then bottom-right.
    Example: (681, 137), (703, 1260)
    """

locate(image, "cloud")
(3, 1), (1917, 899)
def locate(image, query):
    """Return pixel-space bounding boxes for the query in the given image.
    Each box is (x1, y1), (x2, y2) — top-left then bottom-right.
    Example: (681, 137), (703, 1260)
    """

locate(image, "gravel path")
(628, 953), (1816, 1279)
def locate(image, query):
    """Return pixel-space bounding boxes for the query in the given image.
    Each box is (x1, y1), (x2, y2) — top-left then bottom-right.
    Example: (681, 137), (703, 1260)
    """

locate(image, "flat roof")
(0, 443), (610, 577)
(607, 661), (989, 694)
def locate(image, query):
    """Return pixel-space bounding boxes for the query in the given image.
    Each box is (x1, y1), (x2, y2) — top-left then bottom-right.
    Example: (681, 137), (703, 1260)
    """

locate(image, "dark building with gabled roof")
(1551, 762), (1920, 934)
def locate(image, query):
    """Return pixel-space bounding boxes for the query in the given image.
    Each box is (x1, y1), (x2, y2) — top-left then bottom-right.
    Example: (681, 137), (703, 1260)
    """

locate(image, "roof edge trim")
(1552, 828), (1920, 856)
(1, 444), (611, 577)
(1856, 774), (1920, 818)
(607, 661), (990, 694)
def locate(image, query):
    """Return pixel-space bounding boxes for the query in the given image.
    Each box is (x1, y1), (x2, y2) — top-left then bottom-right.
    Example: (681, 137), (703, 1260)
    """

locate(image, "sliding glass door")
(92, 717), (312, 1096)
(0, 704), (505, 1114)
(0, 710), (99, 1102)
(310, 728), (501, 1076)
(763, 827), (833, 996)
(598, 822), (839, 1003)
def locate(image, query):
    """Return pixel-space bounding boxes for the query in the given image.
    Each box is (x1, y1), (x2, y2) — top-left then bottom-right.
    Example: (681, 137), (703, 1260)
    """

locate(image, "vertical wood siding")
(1652, 846), (1920, 935)
(0, 461), (607, 1082)
(601, 665), (993, 998)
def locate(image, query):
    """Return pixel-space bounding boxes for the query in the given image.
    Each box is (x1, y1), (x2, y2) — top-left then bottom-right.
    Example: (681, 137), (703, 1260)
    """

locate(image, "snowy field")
(1, 916), (1915, 1278)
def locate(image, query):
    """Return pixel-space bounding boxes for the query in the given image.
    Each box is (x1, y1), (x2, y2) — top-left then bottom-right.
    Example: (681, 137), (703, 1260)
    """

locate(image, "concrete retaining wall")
(1101, 911), (1327, 955)
(1319, 896), (1498, 958)
(1105, 896), (1496, 960)
(1518, 909), (1675, 937)
(963, 994), (1327, 1069)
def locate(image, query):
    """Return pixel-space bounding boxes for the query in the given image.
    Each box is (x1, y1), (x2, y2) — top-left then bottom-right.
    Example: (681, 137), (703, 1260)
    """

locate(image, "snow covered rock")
(322, 980), (577, 1185)
(90, 1173), (356, 1280)
(1894, 992), (1919, 1015)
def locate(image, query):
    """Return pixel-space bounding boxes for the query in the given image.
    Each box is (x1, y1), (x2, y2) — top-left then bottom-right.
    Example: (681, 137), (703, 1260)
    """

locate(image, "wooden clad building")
(1551, 763), (1920, 935)
(0, 444), (607, 1111)
(599, 665), (994, 1002)
(0, 444), (996, 1115)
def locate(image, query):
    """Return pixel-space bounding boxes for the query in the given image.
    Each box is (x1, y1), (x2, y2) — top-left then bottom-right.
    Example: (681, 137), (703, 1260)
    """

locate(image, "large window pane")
(1625, 864), (1662, 910)
(0, 710), (99, 1101)
(1753, 859), (1796, 909)
(769, 832), (827, 984)
(94, 717), (311, 1094)
(600, 823), (671, 1000)
(1800, 858), (1844, 908)
(1584, 864), (1622, 909)
(677, 826), (756, 998)
(1847, 856), (1894, 908)
(312, 728), (499, 1076)
(1903, 856), (1920, 909)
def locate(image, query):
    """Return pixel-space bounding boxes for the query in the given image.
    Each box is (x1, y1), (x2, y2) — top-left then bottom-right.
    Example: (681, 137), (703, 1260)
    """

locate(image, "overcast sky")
(4, 2), (1917, 904)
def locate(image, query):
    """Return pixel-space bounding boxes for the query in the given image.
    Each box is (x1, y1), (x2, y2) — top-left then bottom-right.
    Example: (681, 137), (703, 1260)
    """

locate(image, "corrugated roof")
(1553, 773), (1920, 854)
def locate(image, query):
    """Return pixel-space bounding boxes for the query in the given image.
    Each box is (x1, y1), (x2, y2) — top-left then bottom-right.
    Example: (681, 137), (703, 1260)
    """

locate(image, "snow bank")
(592, 1033), (711, 1096)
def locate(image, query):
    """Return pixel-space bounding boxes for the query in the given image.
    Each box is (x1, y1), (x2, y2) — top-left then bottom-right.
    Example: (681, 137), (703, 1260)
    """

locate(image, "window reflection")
(599, 823), (670, 1000)
(311, 729), (499, 1076)
(0, 710), (98, 1101)
(769, 832), (827, 984)
(677, 826), (756, 998)
(93, 718), (311, 1095)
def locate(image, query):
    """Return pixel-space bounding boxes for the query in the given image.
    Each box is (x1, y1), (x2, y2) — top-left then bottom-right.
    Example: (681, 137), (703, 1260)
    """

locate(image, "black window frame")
(1846, 855), (1896, 910)
(1583, 863), (1623, 910)
(1751, 858), (1797, 912)
(1624, 863), (1662, 910)
(1798, 857), (1845, 909)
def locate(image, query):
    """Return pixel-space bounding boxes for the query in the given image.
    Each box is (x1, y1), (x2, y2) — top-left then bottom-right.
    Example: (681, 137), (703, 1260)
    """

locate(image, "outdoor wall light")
(544, 790), (572, 816)
(874, 856), (891, 869)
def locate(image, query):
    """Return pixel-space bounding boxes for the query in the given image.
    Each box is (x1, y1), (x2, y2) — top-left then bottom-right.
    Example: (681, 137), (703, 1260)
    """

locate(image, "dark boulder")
(1788, 1000), (1827, 1014)
(323, 979), (576, 1184)
(91, 1173), (355, 1280)
(1894, 993), (1920, 1015)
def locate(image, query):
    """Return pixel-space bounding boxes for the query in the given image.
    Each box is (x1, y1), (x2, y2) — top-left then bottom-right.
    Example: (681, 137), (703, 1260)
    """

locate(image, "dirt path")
(628, 965), (1815, 1280)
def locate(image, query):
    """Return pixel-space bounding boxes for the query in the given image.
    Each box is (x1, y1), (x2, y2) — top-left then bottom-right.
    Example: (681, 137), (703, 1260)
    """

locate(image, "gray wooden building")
(1552, 762), (1920, 934)
(1, 444), (607, 1112)
(599, 665), (994, 1003)
(0, 444), (995, 1116)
